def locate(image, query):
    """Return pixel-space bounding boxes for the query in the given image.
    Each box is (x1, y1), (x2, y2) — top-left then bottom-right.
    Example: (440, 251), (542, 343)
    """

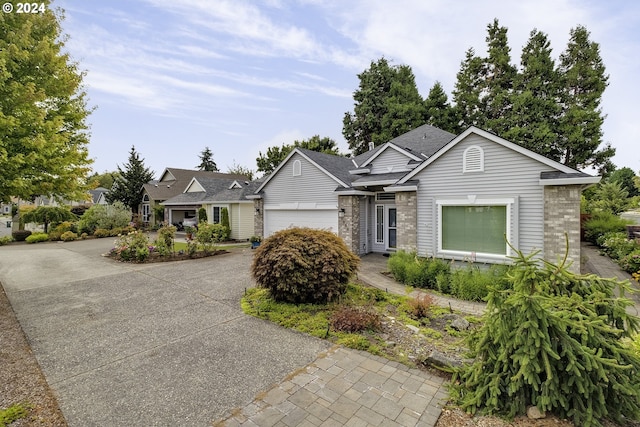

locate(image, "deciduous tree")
(0, 2), (93, 203)
(256, 135), (340, 174)
(22, 206), (76, 233)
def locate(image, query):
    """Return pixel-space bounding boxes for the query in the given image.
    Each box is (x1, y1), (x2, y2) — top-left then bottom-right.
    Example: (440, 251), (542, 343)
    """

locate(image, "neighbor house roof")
(89, 187), (108, 204)
(162, 178), (259, 206)
(143, 168), (249, 201)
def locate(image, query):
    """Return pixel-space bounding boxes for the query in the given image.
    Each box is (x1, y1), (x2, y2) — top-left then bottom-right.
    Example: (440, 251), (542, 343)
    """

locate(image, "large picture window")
(441, 205), (507, 255)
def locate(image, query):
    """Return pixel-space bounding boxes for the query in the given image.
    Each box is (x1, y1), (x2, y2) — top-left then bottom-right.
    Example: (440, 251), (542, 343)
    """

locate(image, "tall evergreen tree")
(424, 81), (458, 133)
(379, 65), (427, 144)
(343, 58), (425, 155)
(452, 48), (485, 130)
(106, 146), (155, 214)
(196, 146), (218, 171)
(0, 1), (93, 203)
(481, 19), (517, 136)
(557, 25), (614, 172)
(503, 29), (560, 158)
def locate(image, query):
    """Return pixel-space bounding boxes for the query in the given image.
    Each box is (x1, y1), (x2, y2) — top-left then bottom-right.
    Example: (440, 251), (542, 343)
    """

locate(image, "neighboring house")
(162, 177), (259, 240)
(89, 187), (109, 205)
(251, 125), (601, 272)
(140, 168), (248, 226)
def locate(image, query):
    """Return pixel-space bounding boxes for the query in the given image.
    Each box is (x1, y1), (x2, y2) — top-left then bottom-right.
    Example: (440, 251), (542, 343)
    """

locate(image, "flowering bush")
(110, 231), (151, 262)
(619, 249), (640, 275)
(154, 223), (176, 256)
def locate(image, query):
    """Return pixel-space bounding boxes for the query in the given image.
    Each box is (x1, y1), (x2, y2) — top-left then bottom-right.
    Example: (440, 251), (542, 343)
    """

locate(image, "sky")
(53, 0), (640, 179)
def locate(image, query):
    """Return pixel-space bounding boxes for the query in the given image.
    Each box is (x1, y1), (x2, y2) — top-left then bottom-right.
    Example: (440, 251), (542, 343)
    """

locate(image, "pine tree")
(343, 58), (425, 155)
(452, 246), (640, 427)
(481, 19), (517, 136)
(424, 81), (458, 133)
(106, 146), (155, 214)
(453, 48), (485, 130)
(196, 146), (218, 171)
(0, 2), (93, 203)
(557, 25), (614, 172)
(503, 29), (561, 159)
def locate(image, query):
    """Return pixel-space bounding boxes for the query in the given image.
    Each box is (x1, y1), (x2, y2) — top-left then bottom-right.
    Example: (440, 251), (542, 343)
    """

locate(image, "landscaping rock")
(527, 406), (546, 419)
(424, 350), (462, 368)
(450, 316), (470, 331)
(406, 324), (420, 333)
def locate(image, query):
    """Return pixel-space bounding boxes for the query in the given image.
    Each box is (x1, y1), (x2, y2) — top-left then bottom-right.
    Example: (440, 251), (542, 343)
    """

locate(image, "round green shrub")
(25, 233), (49, 243)
(94, 228), (110, 238)
(60, 231), (78, 242)
(251, 227), (360, 303)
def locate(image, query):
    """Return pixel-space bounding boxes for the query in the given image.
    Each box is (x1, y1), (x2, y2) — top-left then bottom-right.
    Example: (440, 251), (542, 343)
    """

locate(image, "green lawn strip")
(0, 403), (29, 427)
(171, 241), (249, 252)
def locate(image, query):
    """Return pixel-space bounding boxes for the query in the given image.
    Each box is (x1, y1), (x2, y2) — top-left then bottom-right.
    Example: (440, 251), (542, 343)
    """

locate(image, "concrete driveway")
(0, 239), (330, 426)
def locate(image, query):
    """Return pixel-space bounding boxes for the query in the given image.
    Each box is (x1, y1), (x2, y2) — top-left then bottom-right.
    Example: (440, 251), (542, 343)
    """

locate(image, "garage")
(264, 209), (338, 237)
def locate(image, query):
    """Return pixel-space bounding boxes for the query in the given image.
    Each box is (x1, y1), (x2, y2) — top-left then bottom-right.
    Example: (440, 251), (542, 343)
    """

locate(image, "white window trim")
(375, 204), (384, 244)
(436, 197), (515, 260)
(463, 145), (484, 173)
(292, 159), (302, 176)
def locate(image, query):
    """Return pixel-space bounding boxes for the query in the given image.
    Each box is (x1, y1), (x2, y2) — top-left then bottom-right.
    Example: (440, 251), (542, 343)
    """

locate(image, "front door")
(387, 207), (397, 249)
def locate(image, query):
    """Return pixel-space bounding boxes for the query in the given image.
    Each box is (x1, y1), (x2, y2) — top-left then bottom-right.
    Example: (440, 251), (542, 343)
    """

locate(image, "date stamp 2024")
(2, 2), (46, 14)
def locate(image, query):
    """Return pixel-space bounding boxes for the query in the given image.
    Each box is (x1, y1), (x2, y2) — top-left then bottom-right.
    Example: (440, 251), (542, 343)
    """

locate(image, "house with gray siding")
(252, 125), (600, 272)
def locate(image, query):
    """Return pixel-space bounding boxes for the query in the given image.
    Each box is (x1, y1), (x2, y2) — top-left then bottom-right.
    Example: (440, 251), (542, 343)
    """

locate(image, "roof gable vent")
(463, 145), (484, 173)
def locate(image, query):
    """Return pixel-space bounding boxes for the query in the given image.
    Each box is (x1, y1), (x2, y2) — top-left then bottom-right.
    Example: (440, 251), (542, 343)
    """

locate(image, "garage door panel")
(265, 210), (337, 236)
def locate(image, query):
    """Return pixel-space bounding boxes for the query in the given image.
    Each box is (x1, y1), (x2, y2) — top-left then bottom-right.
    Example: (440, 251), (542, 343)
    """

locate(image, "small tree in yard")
(195, 223), (226, 254)
(220, 207), (230, 240)
(452, 243), (640, 427)
(251, 227), (360, 304)
(22, 206), (76, 233)
(198, 207), (207, 224)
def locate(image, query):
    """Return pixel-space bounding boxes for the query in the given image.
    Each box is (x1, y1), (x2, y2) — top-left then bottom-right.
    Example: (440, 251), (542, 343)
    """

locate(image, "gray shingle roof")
(353, 124), (456, 166)
(143, 168), (249, 201)
(295, 148), (356, 186)
(540, 171), (592, 180)
(163, 178), (259, 205)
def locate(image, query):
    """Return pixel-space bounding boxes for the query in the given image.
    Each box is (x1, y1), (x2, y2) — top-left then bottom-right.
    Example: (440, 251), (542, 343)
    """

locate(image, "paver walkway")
(217, 346), (447, 427)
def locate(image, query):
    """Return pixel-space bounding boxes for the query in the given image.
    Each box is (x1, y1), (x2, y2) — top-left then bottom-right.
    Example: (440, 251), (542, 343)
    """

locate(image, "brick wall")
(543, 185), (581, 273)
(338, 195), (361, 254)
(396, 191), (417, 252)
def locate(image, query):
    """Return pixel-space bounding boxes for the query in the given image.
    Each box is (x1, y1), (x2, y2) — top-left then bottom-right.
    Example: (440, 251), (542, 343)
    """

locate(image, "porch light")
(339, 208), (345, 217)
(255, 208), (260, 215)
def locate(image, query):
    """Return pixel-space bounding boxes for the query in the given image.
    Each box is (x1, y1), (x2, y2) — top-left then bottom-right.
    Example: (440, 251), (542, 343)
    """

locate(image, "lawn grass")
(0, 403), (28, 427)
(171, 241), (250, 252)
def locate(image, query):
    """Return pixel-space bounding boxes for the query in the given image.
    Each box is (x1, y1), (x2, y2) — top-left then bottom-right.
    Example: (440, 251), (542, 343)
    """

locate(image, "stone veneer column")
(396, 191), (417, 252)
(253, 198), (264, 238)
(338, 195), (361, 254)
(543, 185), (581, 273)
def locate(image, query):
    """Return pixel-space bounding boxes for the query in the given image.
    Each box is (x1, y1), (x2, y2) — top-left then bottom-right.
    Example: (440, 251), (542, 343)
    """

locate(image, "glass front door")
(387, 207), (397, 249)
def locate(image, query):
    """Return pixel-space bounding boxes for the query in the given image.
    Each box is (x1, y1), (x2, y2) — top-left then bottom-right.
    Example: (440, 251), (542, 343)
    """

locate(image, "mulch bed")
(0, 284), (67, 426)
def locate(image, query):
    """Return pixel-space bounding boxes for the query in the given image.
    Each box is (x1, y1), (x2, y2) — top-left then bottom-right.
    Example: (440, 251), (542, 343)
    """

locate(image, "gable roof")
(353, 124), (456, 166)
(143, 168), (249, 200)
(163, 177), (259, 205)
(89, 187), (108, 204)
(399, 126), (595, 184)
(255, 148), (353, 193)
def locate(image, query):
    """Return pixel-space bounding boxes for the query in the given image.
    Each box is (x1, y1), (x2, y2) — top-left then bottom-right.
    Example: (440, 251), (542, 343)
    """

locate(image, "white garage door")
(264, 209), (338, 237)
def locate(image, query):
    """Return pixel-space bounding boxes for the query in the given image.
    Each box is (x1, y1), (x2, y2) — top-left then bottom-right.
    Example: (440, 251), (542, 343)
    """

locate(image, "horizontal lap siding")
(262, 153), (340, 206)
(369, 149), (412, 174)
(416, 134), (549, 258)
